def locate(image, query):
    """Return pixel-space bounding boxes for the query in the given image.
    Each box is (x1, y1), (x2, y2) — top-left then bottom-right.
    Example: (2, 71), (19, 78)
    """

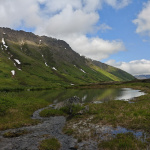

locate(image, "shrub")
(3, 129), (28, 138)
(60, 104), (84, 115)
(98, 133), (147, 150)
(39, 138), (61, 150)
(39, 109), (65, 117)
(0, 98), (15, 116)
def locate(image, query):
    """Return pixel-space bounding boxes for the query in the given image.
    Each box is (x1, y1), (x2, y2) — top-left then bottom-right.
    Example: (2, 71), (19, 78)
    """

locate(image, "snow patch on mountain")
(2, 38), (5, 45)
(17, 68), (22, 71)
(14, 59), (21, 64)
(52, 67), (57, 71)
(80, 69), (86, 73)
(1, 38), (8, 50)
(45, 62), (49, 67)
(11, 70), (15, 76)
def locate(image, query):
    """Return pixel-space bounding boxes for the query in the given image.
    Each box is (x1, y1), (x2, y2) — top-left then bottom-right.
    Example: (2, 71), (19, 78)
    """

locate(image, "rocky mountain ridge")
(0, 27), (135, 89)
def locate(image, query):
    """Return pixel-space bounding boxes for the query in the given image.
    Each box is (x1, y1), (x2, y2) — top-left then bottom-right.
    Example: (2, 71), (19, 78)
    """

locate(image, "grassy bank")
(88, 98), (150, 132)
(98, 133), (147, 150)
(0, 80), (150, 149)
(39, 104), (84, 117)
(61, 80), (150, 149)
(39, 138), (61, 150)
(0, 92), (50, 130)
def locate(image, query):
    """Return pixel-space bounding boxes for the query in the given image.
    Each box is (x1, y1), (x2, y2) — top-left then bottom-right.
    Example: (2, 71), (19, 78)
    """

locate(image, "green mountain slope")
(0, 27), (135, 89)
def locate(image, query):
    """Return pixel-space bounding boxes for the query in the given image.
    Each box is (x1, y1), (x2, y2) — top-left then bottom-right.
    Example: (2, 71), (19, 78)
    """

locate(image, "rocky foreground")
(0, 96), (148, 150)
(0, 103), (98, 150)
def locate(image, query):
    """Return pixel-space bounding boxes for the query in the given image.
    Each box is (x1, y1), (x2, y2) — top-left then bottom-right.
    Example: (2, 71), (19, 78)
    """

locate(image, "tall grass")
(0, 92), (50, 130)
(39, 138), (61, 150)
(98, 133), (147, 150)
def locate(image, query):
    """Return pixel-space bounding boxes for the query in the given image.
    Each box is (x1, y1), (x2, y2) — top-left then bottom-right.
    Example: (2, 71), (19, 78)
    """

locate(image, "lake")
(16, 88), (145, 104)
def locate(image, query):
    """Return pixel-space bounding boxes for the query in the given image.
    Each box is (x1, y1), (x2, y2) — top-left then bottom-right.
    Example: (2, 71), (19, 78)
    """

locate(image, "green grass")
(0, 98), (15, 116)
(61, 81), (150, 148)
(98, 133), (147, 150)
(0, 80), (149, 132)
(0, 92), (50, 130)
(0, 38), (134, 90)
(39, 104), (85, 117)
(60, 104), (85, 115)
(39, 138), (61, 150)
(39, 109), (66, 117)
(3, 129), (29, 138)
(88, 96), (150, 132)
(0, 40), (70, 89)
(63, 128), (74, 136)
(90, 64), (121, 81)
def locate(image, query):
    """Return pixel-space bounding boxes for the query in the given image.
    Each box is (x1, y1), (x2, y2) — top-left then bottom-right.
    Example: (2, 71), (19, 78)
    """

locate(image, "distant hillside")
(135, 75), (150, 79)
(0, 27), (135, 89)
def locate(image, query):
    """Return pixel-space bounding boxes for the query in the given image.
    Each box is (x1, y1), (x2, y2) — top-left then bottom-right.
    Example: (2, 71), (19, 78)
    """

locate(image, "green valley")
(0, 27), (134, 90)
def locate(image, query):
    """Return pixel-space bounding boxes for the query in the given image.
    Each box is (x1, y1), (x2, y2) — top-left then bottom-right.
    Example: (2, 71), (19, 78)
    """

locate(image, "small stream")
(0, 104), (97, 150)
(95, 126), (147, 142)
(0, 88), (147, 150)
(0, 103), (148, 150)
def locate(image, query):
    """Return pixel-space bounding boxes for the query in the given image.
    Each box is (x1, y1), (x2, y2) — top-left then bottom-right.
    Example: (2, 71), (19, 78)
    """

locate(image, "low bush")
(39, 138), (61, 150)
(98, 133), (147, 150)
(0, 98), (15, 116)
(3, 129), (29, 138)
(39, 109), (66, 117)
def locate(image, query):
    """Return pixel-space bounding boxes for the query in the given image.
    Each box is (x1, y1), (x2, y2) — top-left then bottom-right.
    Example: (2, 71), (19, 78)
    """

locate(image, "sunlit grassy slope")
(0, 27), (135, 89)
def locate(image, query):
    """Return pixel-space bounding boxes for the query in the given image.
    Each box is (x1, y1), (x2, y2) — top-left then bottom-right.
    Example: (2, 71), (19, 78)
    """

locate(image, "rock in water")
(66, 96), (80, 104)
(55, 96), (80, 109)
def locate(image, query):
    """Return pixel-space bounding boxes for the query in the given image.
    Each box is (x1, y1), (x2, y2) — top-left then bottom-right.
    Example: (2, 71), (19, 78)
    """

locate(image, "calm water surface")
(18, 88), (145, 104)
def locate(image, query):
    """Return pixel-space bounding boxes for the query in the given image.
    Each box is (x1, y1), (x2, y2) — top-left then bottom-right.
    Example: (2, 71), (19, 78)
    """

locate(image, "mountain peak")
(0, 27), (135, 89)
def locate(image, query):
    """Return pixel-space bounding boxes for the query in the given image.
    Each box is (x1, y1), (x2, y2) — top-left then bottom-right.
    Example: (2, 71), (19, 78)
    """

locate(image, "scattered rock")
(55, 96), (80, 110)
(66, 96), (80, 104)
(77, 105), (89, 115)
(0, 104), (97, 150)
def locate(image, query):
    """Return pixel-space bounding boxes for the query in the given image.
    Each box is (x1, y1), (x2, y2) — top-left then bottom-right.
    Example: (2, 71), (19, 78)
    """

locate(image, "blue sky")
(0, 0), (150, 75)
(100, 0), (149, 62)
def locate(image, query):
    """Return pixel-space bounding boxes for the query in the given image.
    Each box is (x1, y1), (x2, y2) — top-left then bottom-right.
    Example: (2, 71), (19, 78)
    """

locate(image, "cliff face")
(0, 27), (135, 89)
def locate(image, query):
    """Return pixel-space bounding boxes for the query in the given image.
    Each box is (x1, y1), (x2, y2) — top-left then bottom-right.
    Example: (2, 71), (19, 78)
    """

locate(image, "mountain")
(0, 27), (135, 89)
(135, 75), (150, 79)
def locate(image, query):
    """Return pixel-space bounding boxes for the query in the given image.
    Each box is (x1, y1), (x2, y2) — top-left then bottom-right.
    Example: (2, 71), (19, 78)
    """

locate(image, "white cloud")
(98, 23), (112, 32)
(62, 34), (125, 60)
(0, 0), (131, 61)
(35, 5), (99, 36)
(133, 1), (150, 36)
(39, 0), (82, 14)
(105, 0), (132, 9)
(0, 0), (42, 28)
(106, 59), (150, 75)
(82, 0), (103, 12)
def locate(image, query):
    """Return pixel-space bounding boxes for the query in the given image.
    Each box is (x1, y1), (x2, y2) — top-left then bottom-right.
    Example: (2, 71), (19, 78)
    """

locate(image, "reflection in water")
(82, 95), (87, 102)
(14, 88), (145, 104)
(96, 125), (147, 142)
(115, 88), (145, 101)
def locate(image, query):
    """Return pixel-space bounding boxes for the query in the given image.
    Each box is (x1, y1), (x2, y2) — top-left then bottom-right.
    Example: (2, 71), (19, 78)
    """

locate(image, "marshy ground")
(0, 80), (150, 149)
